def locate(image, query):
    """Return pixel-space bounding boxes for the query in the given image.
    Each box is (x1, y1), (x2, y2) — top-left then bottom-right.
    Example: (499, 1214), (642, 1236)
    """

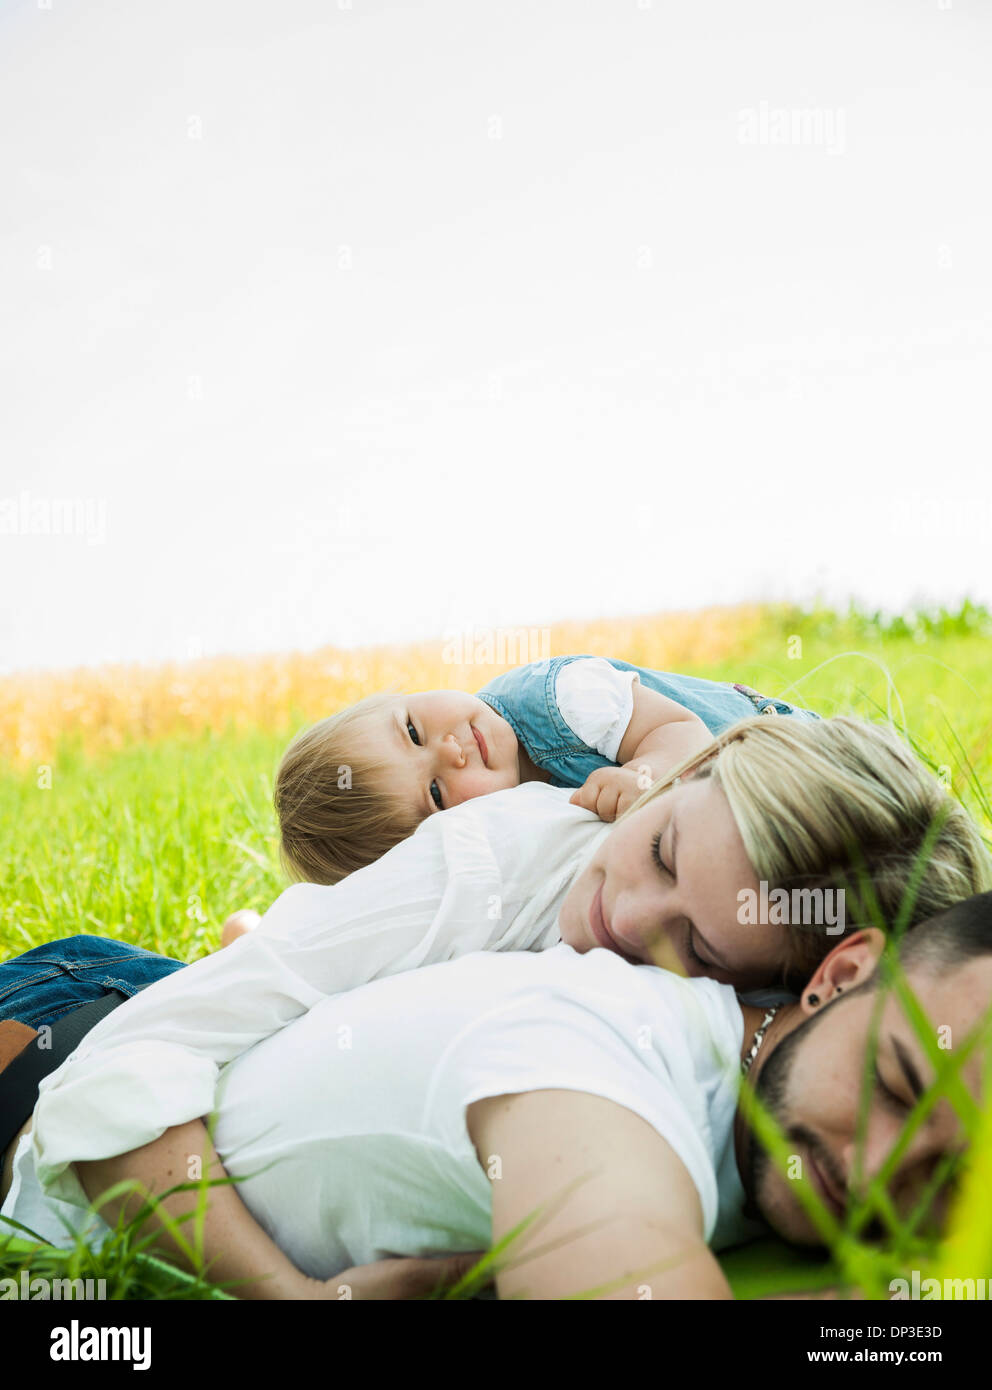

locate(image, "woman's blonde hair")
(275, 693), (422, 884)
(620, 714), (992, 991)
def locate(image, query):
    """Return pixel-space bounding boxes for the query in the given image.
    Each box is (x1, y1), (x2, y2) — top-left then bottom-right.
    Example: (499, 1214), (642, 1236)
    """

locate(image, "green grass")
(2, 600), (991, 1299)
(0, 731), (287, 961)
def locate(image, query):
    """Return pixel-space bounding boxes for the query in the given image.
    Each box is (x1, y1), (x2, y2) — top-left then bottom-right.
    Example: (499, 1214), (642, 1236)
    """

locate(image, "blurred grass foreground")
(1, 598), (991, 1299)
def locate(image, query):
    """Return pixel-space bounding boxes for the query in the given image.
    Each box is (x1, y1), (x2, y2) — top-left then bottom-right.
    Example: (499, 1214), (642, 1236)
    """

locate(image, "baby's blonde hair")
(620, 714), (992, 990)
(275, 693), (421, 884)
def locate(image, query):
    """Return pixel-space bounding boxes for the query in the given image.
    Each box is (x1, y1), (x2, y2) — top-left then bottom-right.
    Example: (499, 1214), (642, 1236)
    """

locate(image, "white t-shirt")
(555, 657), (639, 763)
(27, 783), (610, 1208)
(3, 945), (761, 1270)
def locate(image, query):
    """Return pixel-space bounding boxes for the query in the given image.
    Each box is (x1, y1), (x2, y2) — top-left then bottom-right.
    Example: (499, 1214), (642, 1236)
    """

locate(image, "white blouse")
(27, 783), (610, 1210)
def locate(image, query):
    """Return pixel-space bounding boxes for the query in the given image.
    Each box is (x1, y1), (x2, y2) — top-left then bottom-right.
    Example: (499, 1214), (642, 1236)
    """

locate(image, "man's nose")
(437, 733), (467, 768)
(842, 1120), (945, 1216)
(840, 1122), (893, 1200)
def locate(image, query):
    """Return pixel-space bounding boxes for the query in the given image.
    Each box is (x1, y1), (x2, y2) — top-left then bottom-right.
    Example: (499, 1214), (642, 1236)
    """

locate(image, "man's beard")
(740, 999), (843, 1240)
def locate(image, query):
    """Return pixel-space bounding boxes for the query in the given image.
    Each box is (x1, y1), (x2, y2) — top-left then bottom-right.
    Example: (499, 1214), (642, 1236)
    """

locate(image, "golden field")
(0, 603), (771, 765)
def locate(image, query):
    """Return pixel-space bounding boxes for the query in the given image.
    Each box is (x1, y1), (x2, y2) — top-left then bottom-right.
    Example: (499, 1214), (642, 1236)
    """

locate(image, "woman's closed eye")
(651, 830), (671, 877)
(651, 830), (716, 972)
(684, 927), (708, 969)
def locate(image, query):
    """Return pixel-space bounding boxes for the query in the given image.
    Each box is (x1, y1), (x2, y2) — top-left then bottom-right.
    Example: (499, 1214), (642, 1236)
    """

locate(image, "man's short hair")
(900, 889), (992, 973)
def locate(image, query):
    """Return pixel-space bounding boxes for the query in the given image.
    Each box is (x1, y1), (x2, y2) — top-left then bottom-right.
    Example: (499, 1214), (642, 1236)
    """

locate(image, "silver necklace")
(741, 1005), (781, 1077)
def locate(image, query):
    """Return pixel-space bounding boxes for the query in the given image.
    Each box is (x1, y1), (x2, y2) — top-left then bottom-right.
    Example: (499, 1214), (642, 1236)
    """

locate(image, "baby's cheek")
(459, 771), (511, 801)
(455, 769), (516, 807)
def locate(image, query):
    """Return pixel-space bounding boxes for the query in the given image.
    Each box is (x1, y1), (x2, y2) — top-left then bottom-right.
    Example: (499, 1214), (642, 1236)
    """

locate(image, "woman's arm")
(77, 1119), (482, 1301)
(466, 1089), (732, 1300)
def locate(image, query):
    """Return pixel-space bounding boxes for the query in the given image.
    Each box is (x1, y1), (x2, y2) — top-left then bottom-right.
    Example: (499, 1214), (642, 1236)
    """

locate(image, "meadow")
(1, 599), (991, 1299)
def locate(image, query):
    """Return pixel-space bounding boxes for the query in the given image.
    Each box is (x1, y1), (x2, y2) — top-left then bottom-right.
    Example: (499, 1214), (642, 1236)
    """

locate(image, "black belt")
(0, 989), (128, 1158)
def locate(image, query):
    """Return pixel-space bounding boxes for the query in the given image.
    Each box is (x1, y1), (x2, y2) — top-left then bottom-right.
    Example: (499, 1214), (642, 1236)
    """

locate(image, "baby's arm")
(616, 683), (714, 779)
(77, 1120), (480, 1300)
(570, 684), (713, 821)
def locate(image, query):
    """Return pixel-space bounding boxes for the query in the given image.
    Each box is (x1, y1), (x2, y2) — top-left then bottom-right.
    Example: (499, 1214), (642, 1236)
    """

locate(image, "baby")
(273, 654), (821, 886)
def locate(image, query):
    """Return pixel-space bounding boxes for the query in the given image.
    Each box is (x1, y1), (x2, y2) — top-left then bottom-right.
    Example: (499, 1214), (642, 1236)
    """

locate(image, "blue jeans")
(0, 935), (187, 1031)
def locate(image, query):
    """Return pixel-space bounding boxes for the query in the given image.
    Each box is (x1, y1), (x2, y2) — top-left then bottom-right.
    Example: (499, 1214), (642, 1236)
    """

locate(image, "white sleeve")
(30, 783), (604, 1206)
(434, 975), (722, 1241)
(554, 658), (639, 763)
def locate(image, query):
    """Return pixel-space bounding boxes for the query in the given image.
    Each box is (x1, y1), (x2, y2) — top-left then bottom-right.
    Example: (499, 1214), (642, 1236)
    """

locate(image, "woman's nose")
(613, 889), (674, 949)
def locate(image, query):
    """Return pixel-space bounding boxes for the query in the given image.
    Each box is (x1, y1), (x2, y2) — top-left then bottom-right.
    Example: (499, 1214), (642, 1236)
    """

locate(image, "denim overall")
(476, 655), (820, 787)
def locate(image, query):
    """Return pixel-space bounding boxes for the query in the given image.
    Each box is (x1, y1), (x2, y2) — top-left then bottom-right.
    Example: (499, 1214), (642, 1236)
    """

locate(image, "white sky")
(1, 0), (990, 674)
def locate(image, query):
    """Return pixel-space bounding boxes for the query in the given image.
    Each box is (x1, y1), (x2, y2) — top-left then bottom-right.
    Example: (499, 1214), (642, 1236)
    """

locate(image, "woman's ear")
(798, 928), (886, 1015)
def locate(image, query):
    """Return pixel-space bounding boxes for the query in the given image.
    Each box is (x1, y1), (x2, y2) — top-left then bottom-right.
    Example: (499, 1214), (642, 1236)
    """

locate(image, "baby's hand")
(569, 767), (648, 822)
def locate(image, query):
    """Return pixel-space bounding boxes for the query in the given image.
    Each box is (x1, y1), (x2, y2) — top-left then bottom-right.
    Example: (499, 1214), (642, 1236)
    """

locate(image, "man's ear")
(798, 928), (886, 1016)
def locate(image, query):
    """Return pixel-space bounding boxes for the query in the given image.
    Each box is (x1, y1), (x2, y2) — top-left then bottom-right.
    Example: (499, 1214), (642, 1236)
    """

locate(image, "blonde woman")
(557, 712), (992, 994)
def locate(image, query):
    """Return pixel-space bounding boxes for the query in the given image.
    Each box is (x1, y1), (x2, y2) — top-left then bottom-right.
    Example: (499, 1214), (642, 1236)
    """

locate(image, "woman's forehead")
(676, 773), (736, 834)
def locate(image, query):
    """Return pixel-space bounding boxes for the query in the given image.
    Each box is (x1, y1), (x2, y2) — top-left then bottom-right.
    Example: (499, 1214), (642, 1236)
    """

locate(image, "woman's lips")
(589, 883), (612, 950)
(472, 724), (489, 766)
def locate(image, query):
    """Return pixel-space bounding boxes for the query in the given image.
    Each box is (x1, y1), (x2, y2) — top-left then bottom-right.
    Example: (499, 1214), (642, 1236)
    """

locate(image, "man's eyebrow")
(891, 1034), (925, 1103)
